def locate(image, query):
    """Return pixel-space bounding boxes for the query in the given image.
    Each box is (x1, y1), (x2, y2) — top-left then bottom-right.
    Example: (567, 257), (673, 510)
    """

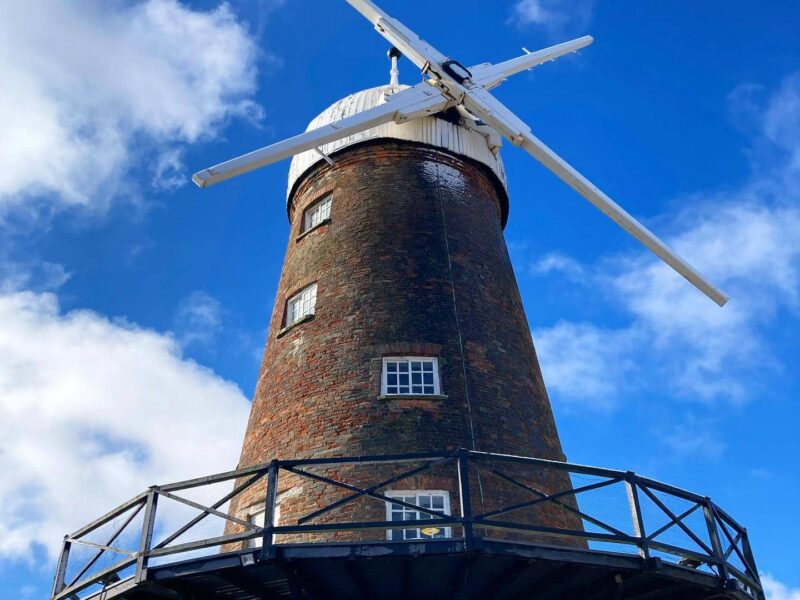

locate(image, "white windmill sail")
(193, 0), (728, 307)
(192, 81), (450, 188)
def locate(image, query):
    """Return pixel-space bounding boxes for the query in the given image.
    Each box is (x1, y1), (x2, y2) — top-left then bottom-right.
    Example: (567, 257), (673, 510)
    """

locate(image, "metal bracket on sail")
(314, 147), (335, 166)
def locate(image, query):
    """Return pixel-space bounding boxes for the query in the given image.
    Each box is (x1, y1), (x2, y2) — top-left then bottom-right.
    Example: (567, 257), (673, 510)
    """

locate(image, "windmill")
(52, 3), (763, 600)
(194, 0), (728, 307)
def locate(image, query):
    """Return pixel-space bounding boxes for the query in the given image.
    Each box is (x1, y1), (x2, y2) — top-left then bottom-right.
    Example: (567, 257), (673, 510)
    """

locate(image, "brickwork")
(228, 140), (578, 544)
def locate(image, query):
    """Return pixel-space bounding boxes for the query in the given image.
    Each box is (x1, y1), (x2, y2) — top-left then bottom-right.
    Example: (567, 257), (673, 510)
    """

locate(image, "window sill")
(276, 313), (315, 338)
(377, 394), (448, 401)
(296, 218), (331, 242)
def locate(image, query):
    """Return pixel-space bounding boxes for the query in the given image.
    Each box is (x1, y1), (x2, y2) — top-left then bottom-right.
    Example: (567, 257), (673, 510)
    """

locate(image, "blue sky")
(0, 0), (798, 598)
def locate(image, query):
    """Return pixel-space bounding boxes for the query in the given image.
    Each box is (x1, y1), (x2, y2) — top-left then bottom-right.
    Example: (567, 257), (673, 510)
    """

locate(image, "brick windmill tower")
(51, 3), (764, 599)
(227, 66), (577, 544)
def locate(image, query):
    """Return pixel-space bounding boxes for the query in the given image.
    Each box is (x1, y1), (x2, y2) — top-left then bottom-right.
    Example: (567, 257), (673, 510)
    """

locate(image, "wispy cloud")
(508, 0), (595, 36)
(174, 290), (226, 347)
(533, 321), (635, 410)
(530, 252), (586, 279)
(0, 259), (71, 294)
(152, 148), (187, 191)
(656, 417), (727, 461)
(0, 0), (265, 218)
(531, 72), (800, 409)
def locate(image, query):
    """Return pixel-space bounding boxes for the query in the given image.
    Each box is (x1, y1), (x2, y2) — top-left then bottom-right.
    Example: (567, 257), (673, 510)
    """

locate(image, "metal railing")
(51, 449), (763, 599)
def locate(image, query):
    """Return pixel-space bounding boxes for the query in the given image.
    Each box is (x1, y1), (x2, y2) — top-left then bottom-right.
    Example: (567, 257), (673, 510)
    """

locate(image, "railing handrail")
(52, 449), (762, 600)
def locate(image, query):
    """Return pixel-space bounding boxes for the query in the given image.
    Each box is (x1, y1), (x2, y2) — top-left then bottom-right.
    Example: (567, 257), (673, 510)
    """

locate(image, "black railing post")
(457, 449), (474, 551)
(134, 488), (159, 583)
(50, 537), (71, 598)
(260, 460), (279, 561)
(625, 473), (649, 560)
(702, 498), (728, 583)
(741, 528), (764, 598)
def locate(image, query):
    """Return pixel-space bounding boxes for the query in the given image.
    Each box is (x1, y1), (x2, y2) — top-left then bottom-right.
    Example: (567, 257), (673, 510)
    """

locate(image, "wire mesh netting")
(62, 501), (145, 598)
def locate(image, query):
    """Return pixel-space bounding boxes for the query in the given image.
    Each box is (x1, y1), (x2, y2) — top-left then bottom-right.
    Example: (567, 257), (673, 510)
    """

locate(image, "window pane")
(382, 357), (438, 396)
(304, 195), (332, 232)
(386, 492), (449, 542)
(287, 284), (317, 325)
(249, 510), (266, 548)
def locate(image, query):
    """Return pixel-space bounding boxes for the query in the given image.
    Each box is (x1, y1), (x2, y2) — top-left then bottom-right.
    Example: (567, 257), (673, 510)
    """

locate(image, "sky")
(0, 0), (798, 598)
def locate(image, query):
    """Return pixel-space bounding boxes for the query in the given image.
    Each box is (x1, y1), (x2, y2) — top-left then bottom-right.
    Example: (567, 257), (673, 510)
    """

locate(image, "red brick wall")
(228, 140), (577, 543)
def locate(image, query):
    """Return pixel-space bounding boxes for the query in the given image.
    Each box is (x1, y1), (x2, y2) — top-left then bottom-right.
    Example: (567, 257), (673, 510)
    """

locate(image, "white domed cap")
(287, 84), (507, 201)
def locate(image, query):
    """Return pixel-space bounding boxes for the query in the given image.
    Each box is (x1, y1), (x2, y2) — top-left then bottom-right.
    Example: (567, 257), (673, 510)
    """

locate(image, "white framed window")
(286, 283), (317, 327)
(382, 357), (440, 396)
(248, 506), (266, 548)
(303, 194), (332, 232)
(246, 500), (281, 549)
(385, 491), (451, 541)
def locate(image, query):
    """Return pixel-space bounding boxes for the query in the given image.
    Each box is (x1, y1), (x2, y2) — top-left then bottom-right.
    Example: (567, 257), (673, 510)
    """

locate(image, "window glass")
(247, 499), (281, 549)
(385, 491), (451, 541)
(303, 194), (332, 232)
(382, 357), (439, 395)
(286, 283), (317, 326)
(248, 508), (266, 548)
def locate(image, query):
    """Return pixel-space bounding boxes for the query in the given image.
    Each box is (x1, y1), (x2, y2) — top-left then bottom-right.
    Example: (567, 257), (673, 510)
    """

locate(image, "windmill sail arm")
(519, 133), (728, 305)
(193, 84), (449, 188)
(346, 0), (448, 70)
(462, 89), (727, 306)
(470, 36), (594, 91)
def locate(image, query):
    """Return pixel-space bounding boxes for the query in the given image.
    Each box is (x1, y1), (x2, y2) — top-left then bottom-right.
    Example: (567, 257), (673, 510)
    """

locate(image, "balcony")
(51, 449), (763, 600)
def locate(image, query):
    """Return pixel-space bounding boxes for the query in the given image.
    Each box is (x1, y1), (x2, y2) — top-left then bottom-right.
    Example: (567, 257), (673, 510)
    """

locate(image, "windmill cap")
(286, 84), (507, 204)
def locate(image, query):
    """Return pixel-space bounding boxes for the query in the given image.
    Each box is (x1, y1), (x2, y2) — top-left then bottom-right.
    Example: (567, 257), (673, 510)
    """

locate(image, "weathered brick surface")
(228, 140), (579, 544)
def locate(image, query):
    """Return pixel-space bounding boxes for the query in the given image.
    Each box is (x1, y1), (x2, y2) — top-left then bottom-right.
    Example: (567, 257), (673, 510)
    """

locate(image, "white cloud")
(532, 72), (800, 408)
(534, 322), (635, 410)
(0, 0), (263, 215)
(174, 290), (225, 347)
(657, 417), (727, 460)
(763, 574), (800, 600)
(530, 251), (585, 279)
(0, 289), (250, 559)
(609, 201), (799, 401)
(509, 0), (595, 35)
(152, 149), (188, 191)
(0, 259), (71, 294)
